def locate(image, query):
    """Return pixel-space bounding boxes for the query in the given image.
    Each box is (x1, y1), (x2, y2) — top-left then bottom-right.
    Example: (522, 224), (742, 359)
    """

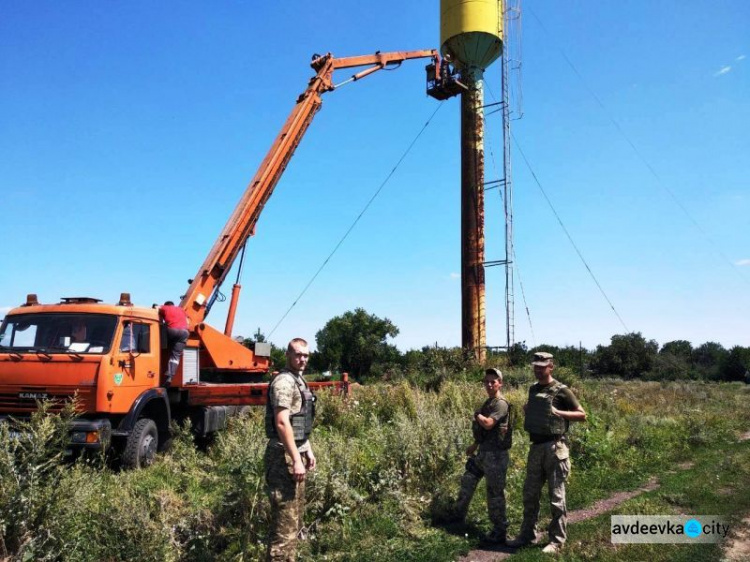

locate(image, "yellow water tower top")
(440, 0), (503, 71)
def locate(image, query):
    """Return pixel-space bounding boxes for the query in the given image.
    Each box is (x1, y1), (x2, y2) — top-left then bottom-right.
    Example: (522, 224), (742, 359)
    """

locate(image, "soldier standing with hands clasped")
(264, 338), (317, 562)
(508, 352), (587, 555)
(449, 367), (513, 544)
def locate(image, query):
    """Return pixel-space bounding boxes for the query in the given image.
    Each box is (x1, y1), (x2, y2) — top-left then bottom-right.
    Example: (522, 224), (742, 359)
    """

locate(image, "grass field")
(1, 374), (749, 561)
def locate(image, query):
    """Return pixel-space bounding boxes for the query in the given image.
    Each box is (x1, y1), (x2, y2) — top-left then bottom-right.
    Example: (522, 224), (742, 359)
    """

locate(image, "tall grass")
(0, 379), (748, 560)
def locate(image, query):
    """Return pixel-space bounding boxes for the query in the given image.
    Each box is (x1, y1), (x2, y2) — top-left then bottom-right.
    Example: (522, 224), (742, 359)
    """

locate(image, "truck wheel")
(123, 418), (158, 469)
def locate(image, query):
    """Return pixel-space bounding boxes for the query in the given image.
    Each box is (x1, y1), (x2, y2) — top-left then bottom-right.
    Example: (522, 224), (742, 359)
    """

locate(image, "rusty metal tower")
(440, 0), (503, 362)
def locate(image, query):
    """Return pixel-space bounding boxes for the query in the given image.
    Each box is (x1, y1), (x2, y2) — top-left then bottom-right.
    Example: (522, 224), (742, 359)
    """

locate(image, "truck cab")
(0, 294), (173, 466)
(0, 295), (163, 410)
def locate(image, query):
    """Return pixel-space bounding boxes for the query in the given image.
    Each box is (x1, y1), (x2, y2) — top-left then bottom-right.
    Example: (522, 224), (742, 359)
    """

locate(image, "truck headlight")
(71, 431), (87, 443)
(71, 431), (101, 444)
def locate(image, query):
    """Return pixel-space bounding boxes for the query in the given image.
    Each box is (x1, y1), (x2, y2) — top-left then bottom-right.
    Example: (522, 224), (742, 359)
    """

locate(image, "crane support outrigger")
(0, 49), (463, 468)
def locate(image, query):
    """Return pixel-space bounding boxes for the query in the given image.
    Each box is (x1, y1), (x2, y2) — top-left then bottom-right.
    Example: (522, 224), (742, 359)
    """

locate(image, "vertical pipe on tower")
(461, 68), (487, 362)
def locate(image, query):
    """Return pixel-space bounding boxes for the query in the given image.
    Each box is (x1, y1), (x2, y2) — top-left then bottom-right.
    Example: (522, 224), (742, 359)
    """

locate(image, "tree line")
(245, 308), (750, 383)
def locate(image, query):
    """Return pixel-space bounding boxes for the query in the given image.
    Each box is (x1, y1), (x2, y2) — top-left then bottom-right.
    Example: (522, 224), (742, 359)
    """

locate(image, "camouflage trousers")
(518, 440), (571, 545)
(264, 443), (306, 562)
(453, 448), (510, 532)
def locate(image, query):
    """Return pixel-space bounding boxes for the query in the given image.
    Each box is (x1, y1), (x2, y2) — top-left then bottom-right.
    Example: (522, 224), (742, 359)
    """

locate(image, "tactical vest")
(472, 397), (513, 450)
(523, 381), (568, 436)
(264, 372), (316, 443)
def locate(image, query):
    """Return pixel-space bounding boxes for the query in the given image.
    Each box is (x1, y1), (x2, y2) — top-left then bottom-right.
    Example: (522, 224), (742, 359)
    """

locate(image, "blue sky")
(1, 1), (747, 352)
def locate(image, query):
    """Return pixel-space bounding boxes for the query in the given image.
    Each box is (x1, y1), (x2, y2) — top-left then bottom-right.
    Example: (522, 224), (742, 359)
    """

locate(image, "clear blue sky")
(1, 1), (747, 352)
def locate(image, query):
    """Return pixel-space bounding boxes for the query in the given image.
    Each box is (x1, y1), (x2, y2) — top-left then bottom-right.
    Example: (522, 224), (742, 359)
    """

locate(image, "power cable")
(528, 6), (749, 287)
(488, 59), (628, 340)
(267, 102), (446, 338)
(512, 131), (630, 332)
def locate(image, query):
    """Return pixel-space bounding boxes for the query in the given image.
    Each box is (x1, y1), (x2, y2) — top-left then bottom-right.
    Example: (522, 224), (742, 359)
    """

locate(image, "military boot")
(484, 528), (507, 544)
(507, 533), (538, 548)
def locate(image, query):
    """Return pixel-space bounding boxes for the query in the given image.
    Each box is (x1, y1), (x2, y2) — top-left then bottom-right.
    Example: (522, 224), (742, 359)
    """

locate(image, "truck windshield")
(0, 313), (118, 354)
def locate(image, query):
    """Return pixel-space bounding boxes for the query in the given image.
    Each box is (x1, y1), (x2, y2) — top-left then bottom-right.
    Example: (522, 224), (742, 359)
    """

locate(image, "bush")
(590, 332), (658, 378)
(644, 353), (693, 381)
(720, 346), (750, 382)
(693, 341), (728, 380)
(315, 308), (400, 378)
(0, 402), (73, 559)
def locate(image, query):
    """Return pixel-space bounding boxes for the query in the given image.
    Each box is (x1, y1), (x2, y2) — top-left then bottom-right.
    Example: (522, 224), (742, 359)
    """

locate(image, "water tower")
(441, 0), (503, 362)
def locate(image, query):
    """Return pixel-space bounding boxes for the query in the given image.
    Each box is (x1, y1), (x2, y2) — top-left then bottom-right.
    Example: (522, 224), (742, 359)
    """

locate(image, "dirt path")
(723, 516), (750, 561)
(567, 477), (659, 524)
(456, 478), (660, 562)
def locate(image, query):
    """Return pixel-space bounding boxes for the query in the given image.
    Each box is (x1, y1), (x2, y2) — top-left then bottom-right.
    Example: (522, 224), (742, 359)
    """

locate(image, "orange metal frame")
(186, 374), (350, 407)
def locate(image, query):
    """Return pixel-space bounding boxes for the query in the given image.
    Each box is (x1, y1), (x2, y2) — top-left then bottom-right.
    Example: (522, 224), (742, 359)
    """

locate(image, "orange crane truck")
(0, 50), (463, 468)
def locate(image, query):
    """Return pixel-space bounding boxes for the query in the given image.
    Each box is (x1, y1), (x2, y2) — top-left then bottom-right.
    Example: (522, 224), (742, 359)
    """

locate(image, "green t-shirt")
(473, 396), (509, 451)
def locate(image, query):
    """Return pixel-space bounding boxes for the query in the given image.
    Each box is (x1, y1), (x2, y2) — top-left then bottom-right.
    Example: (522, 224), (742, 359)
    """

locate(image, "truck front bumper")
(67, 418), (112, 451)
(0, 416), (112, 452)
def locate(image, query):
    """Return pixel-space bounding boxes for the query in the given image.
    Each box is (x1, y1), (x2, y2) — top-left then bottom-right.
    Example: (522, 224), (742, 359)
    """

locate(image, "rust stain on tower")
(461, 75), (486, 361)
(440, 0), (503, 362)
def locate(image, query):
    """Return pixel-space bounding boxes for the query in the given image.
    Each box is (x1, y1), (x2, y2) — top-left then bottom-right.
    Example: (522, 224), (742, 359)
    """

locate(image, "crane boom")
(180, 49), (455, 327)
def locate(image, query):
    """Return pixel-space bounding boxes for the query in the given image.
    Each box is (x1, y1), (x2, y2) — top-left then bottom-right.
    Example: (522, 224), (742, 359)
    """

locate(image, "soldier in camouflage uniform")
(451, 368), (513, 543)
(508, 352), (587, 556)
(264, 338), (317, 562)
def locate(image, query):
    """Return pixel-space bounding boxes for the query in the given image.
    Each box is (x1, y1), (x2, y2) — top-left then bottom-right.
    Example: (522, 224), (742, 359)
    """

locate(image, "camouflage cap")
(485, 367), (503, 380)
(531, 351), (554, 367)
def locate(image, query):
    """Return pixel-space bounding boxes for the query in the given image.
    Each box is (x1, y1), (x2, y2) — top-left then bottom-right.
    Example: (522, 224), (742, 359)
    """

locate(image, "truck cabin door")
(115, 321), (159, 388)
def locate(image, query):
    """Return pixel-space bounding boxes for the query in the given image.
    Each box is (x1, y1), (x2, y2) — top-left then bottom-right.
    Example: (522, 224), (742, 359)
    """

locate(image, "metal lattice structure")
(480, 0), (522, 353)
(501, 0), (522, 349)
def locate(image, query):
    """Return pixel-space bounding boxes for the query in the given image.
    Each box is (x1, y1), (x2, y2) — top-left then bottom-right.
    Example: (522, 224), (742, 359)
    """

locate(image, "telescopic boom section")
(180, 49), (443, 327)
